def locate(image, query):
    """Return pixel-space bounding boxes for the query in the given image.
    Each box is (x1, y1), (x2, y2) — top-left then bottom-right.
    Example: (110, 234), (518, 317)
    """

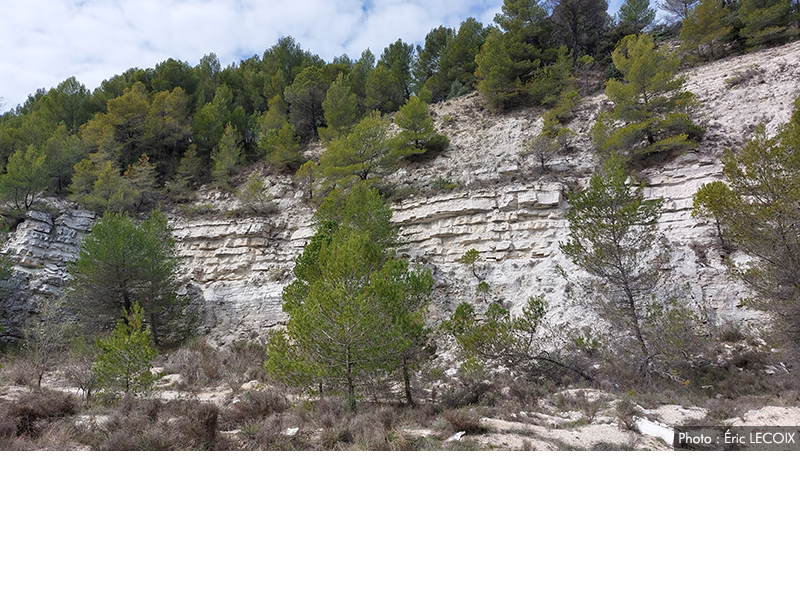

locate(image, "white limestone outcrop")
(3, 40), (800, 345)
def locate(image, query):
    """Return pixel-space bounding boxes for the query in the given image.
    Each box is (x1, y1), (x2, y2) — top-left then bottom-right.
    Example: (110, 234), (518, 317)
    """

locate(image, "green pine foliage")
(442, 295), (587, 382)
(294, 160), (318, 201)
(475, 0), (576, 112)
(617, 0), (657, 33)
(476, 0), (569, 111)
(416, 19), (490, 103)
(691, 99), (800, 341)
(738, 0), (793, 48)
(123, 154), (160, 210)
(560, 155), (669, 360)
(267, 183), (433, 409)
(71, 160), (138, 214)
(550, 0), (609, 66)
(475, 32), (524, 110)
(257, 94), (304, 172)
(593, 34), (704, 164)
(318, 111), (392, 191)
(319, 73), (361, 141)
(392, 96), (449, 160)
(166, 143), (205, 201)
(211, 123), (243, 188)
(0, 144), (49, 212)
(262, 123), (304, 173)
(679, 0), (734, 62)
(284, 66), (329, 140)
(92, 302), (158, 398)
(43, 124), (87, 194)
(365, 63), (406, 114)
(69, 210), (187, 347)
(192, 84), (234, 155)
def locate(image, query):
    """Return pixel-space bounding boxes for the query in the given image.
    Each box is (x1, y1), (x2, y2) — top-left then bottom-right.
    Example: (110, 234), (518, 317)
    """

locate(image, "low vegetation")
(2, 2), (800, 449)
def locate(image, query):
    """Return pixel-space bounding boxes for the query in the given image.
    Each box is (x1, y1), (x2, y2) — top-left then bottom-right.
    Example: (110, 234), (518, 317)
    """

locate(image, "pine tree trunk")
(403, 357), (414, 407)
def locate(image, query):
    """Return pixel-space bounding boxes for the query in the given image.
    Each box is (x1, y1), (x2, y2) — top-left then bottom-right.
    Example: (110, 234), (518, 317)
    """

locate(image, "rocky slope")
(3, 40), (800, 345)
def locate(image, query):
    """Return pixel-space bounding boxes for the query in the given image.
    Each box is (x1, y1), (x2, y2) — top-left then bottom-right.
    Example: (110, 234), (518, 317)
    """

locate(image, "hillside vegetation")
(2, 0), (800, 450)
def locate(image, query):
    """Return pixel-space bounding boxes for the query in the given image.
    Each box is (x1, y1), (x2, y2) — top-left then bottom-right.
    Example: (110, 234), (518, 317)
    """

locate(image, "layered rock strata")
(2, 40), (800, 345)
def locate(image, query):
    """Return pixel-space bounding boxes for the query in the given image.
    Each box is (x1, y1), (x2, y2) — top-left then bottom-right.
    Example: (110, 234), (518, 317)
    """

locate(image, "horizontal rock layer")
(3, 41), (800, 344)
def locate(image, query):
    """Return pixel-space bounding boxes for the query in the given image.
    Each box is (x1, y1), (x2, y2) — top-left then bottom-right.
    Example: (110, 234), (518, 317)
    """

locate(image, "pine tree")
(267, 184), (432, 409)
(560, 155), (669, 361)
(93, 302), (158, 398)
(475, 32), (523, 110)
(365, 63), (406, 114)
(592, 34), (703, 163)
(70, 210), (187, 346)
(284, 66), (329, 140)
(692, 99), (800, 342)
(380, 39), (415, 100)
(657, 0), (699, 24)
(414, 25), (455, 97)
(192, 84), (233, 155)
(260, 123), (303, 173)
(74, 160), (137, 214)
(1, 145), (49, 212)
(443, 295), (589, 382)
(43, 124), (87, 194)
(679, 0), (734, 61)
(416, 19), (489, 103)
(166, 143), (205, 201)
(318, 111), (392, 191)
(476, 1), (572, 110)
(550, 0), (609, 66)
(124, 154), (159, 210)
(617, 0), (656, 33)
(738, 0), (792, 48)
(295, 160), (318, 201)
(319, 73), (361, 141)
(392, 96), (449, 160)
(211, 123), (243, 189)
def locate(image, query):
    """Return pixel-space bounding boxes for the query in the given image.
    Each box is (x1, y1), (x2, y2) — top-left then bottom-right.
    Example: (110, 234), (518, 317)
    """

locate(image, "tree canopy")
(692, 99), (800, 342)
(267, 184), (433, 409)
(561, 155), (668, 361)
(592, 34), (704, 164)
(69, 210), (187, 347)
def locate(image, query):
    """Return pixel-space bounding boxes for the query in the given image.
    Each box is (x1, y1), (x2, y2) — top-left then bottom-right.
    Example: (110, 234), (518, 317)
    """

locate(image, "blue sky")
(1, 0), (626, 112)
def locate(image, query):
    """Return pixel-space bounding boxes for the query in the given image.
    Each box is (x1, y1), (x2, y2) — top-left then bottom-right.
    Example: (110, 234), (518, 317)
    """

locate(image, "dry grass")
(159, 338), (270, 392)
(1, 388), (78, 438)
(441, 408), (488, 435)
(2, 325), (794, 450)
(219, 387), (291, 430)
(1, 357), (37, 388)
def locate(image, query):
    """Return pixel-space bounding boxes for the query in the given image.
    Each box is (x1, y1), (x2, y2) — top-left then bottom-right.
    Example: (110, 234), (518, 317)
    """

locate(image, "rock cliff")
(0, 208), (94, 340)
(3, 40), (800, 345)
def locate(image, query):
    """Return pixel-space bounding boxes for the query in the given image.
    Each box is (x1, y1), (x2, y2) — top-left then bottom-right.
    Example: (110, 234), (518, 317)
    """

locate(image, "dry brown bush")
(3, 388), (78, 438)
(173, 401), (221, 450)
(442, 408), (487, 435)
(219, 341), (269, 390)
(163, 339), (224, 390)
(220, 387), (290, 429)
(1, 357), (37, 387)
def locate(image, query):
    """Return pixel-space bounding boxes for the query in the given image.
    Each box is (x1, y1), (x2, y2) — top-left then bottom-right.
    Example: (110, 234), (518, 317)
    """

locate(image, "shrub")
(432, 177), (457, 190)
(174, 401), (220, 450)
(4, 389), (78, 438)
(220, 385), (291, 431)
(615, 397), (642, 430)
(234, 174), (280, 216)
(93, 303), (158, 399)
(163, 339), (224, 390)
(442, 408), (488, 435)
